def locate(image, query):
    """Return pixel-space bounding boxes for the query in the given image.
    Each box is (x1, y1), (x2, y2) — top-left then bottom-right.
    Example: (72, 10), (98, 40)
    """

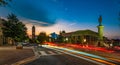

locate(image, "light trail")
(42, 45), (116, 65)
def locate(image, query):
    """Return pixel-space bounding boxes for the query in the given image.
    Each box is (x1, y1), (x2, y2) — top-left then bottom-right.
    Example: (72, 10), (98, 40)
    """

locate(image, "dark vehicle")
(22, 42), (29, 46)
(16, 42), (23, 49)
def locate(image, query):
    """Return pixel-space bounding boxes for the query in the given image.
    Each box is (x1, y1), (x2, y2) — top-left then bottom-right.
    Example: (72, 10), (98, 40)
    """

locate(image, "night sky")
(0, 0), (120, 39)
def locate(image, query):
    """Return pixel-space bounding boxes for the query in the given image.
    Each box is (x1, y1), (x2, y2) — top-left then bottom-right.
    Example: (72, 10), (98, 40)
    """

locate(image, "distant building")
(32, 25), (35, 40)
(62, 29), (98, 45)
(66, 15), (105, 46)
(61, 15), (105, 46)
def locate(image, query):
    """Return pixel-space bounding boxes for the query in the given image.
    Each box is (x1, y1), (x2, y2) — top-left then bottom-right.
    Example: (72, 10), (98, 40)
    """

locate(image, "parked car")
(22, 42), (29, 46)
(16, 42), (23, 49)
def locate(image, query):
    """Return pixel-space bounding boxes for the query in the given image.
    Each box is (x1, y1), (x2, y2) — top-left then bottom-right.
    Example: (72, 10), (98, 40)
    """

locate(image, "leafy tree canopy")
(2, 13), (27, 42)
(37, 32), (47, 44)
(0, 0), (12, 6)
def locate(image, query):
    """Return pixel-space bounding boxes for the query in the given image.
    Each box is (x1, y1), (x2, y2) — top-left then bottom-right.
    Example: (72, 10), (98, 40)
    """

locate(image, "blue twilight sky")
(0, 0), (120, 39)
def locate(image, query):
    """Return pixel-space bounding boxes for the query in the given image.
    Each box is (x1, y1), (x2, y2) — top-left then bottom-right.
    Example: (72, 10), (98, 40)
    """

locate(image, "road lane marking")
(48, 47), (105, 65)
(48, 51), (56, 55)
(46, 45), (119, 63)
(55, 51), (63, 54)
(107, 57), (120, 62)
(38, 50), (62, 56)
(70, 52), (116, 65)
(43, 45), (116, 65)
(79, 54), (115, 65)
(39, 51), (47, 55)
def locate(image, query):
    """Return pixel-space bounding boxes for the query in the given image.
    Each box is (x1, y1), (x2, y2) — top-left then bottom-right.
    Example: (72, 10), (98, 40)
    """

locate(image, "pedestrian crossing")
(37, 50), (63, 56)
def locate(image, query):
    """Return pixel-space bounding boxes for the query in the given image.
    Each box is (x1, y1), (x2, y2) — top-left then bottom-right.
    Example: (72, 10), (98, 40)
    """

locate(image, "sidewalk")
(0, 46), (35, 65)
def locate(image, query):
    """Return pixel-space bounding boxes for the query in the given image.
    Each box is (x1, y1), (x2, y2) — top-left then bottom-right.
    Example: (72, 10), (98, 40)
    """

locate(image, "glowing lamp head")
(83, 39), (86, 42)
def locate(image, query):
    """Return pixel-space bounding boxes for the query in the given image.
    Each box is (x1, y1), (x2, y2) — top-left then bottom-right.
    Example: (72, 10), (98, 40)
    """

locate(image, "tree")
(57, 31), (66, 43)
(62, 30), (66, 33)
(0, 0), (12, 6)
(2, 13), (27, 43)
(37, 32), (47, 44)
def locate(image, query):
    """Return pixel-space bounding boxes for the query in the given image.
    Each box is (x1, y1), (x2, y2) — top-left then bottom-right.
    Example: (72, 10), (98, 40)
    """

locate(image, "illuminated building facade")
(62, 29), (98, 45)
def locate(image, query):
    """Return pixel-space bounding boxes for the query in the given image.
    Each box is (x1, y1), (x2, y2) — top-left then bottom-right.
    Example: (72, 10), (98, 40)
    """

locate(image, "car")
(22, 42), (29, 46)
(16, 42), (23, 49)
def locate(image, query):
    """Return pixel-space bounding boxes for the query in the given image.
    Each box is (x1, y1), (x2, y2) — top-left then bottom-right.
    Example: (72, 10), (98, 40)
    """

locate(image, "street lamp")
(83, 39), (86, 42)
(83, 38), (87, 47)
(64, 37), (68, 43)
(66, 38), (68, 41)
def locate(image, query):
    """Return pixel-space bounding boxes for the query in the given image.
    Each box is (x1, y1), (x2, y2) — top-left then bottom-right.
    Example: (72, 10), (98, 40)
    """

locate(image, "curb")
(12, 56), (36, 65)
(12, 46), (39, 65)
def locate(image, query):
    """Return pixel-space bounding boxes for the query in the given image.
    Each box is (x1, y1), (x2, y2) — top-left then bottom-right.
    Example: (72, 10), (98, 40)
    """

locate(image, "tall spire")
(32, 25), (35, 40)
(98, 15), (102, 26)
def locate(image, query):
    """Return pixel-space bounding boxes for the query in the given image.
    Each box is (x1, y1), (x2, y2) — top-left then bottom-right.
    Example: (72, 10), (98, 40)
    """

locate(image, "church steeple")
(32, 25), (35, 40)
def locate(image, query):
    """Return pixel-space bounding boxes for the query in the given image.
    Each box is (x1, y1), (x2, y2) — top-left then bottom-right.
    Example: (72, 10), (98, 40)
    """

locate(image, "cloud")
(69, 23), (76, 26)
(0, 17), (7, 20)
(22, 19), (54, 26)
(7, 0), (56, 26)
(25, 19), (80, 35)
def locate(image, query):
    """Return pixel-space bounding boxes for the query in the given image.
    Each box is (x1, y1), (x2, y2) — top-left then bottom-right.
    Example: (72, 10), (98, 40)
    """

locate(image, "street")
(25, 45), (120, 65)
(0, 46), (34, 65)
(0, 0), (120, 65)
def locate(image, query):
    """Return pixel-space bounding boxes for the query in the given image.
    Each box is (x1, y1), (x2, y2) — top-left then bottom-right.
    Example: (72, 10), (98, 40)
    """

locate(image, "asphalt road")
(25, 46), (120, 65)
